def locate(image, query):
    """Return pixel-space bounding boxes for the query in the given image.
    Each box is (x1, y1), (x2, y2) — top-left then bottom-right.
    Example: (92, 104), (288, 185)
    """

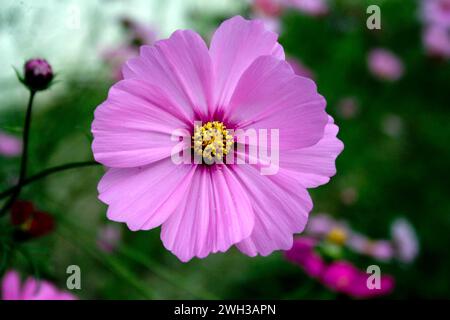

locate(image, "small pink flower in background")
(336, 97), (359, 119)
(422, 0), (450, 28)
(1, 270), (76, 300)
(253, 0), (284, 17)
(391, 218), (419, 263)
(321, 261), (395, 298)
(369, 241), (394, 261)
(306, 213), (338, 235)
(286, 239), (395, 298)
(286, 57), (315, 79)
(101, 17), (157, 80)
(0, 132), (22, 157)
(251, 0), (283, 33)
(285, 237), (326, 278)
(423, 25), (450, 58)
(368, 48), (404, 81)
(101, 46), (137, 81)
(306, 213), (394, 262)
(92, 16), (343, 262)
(306, 213), (350, 245)
(256, 15), (282, 33)
(286, 0), (329, 17)
(347, 234), (394, 262)
(97, 224), (122, 253)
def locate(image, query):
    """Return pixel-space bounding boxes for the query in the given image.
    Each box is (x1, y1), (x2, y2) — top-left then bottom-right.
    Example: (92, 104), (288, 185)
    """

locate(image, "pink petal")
(235, 165), (313, 256)
(347, 272), (395, 299)
(306, 213), (337, 235)
(210, 16), (284, 111)
(99, 159), (197, 231)
(92, 79), (191, 168)
(285, 237), (326, 278)
(368, 48), (404, 81)
(226, 55), (328, 150)
(1, 270), (21, 300)
(280, 116), (344, 188)
(0, 132), (22, 157)
(21, 279), (57, 300)
(21, 278), (75, 300)
(161, 166), (254, 262)
(286, 0), (329, 17)
(321, 261), (359, 294)
(123, 30), (213, 119)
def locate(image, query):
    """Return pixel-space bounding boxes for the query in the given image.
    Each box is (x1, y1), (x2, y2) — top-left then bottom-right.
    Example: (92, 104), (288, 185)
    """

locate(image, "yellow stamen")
(193, 121), (234, 162)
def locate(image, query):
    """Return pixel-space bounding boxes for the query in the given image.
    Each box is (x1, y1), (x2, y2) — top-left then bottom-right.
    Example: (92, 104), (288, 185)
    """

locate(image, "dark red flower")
(10, 201), (34, 225)
(10, 201), (55, 240)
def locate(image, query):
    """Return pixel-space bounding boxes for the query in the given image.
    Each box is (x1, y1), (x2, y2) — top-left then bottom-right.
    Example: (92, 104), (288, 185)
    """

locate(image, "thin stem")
(0, 161), (100, 200)
(0, 91), (35, 216)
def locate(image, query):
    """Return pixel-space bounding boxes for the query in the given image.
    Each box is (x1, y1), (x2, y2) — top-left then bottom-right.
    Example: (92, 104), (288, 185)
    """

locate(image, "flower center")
(192, 121), (234, 162)
(326, 227), (348, 245)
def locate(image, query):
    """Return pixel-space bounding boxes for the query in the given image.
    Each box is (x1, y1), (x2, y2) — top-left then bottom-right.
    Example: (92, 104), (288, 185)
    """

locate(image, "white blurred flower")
(391, 218), (419, 263)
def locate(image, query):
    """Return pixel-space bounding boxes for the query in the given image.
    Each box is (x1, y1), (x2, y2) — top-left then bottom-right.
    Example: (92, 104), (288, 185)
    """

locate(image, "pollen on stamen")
(192, 121), (234, 163)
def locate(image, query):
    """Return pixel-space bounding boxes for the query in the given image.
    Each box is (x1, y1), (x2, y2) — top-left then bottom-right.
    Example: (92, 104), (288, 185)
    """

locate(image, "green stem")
(0, 91), (35, 216)
(0, 161), (100, 200)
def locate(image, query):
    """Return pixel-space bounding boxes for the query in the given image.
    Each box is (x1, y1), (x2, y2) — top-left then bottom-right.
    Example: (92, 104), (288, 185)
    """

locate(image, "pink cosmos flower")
(286, 0), (329, 17)
(368, 241), (394, 262)
(286, 239), (395, 298)
(423, 24), (450, 58)
(102, 46), (138, 81)
(391, 218), (419, 263)
(422, 0), (450, 28)
(102, 17), (157, 80)
(0, 131), (22, 157)
(368, 48), (404, 81)
(253, 0), (284, 17)
(285, 237), (326, 277)
(286, 57), (315, 79)
(1, 270), (76, 300)
(253, 15), (282, 34)
(347, 234), (394, 262)
(251, 0), (283, 33)
(92, 16), (343, 262)
(306, 213), (394, 262)
(321, 261), (395, 298)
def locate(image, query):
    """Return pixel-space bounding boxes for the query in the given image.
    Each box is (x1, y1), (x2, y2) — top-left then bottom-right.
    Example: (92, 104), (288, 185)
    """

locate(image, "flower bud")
(23, 58), (54, 91)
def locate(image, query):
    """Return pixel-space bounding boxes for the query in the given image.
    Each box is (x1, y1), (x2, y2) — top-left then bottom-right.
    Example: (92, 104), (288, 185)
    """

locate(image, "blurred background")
(0, 0), (449, 299)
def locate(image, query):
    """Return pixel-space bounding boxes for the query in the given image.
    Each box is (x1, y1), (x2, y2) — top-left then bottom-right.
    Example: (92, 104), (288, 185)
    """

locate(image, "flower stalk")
(0, 161), (100, 200)
(0, 91), (35, 216)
